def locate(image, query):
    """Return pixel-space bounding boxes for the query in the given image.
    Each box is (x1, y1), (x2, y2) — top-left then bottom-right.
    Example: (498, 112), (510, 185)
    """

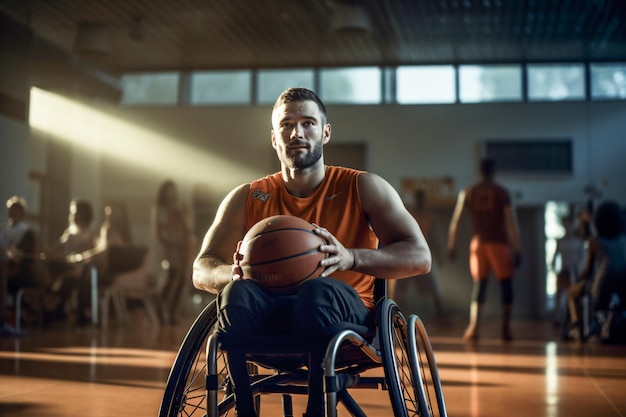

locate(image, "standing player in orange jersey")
(448, 158), (522, 341)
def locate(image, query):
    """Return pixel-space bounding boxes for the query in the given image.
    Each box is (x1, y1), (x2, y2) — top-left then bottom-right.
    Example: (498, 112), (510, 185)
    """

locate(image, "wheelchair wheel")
(408, 314), (448, 417)
(158, 301), (217, 417)
(380, 299), (427, 417)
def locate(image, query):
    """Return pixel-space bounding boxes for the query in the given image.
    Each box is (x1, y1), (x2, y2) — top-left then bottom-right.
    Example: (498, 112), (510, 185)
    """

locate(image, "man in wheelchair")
(192, 87), (432, 417)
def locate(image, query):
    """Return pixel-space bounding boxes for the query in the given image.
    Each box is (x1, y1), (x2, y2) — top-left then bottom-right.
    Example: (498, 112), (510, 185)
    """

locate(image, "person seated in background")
(154, 180), (193, 326)
(567, 200), (626, 340)
(72, 201), (133, 264)
(551, 215), (585, 328)
(43, 198), (98, 322)
(69, 201), (145, 324)
(46, 198), (98, 261)
(70, 201), (135, 325)
(1, 196), (49, 332)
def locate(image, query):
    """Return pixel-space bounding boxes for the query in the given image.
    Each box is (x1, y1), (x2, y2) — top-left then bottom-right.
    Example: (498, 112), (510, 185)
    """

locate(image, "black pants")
(216, 277), (371, 417)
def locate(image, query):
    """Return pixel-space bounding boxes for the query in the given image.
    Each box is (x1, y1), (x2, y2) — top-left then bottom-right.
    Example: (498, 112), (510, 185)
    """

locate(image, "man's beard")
(285, 140), (323, 170)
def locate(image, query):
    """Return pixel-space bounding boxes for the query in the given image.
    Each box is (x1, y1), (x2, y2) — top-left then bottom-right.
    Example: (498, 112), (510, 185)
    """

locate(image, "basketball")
(235, 215), (328, 291)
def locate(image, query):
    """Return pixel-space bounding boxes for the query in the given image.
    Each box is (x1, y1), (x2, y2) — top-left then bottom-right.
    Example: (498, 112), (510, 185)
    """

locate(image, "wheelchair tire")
(408, 314), (448, 417)
(379, 299), (425, 417)
(158, 301), (218, 417)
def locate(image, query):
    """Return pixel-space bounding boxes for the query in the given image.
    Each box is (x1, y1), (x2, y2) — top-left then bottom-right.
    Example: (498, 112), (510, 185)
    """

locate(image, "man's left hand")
(312, 224), (354, 277)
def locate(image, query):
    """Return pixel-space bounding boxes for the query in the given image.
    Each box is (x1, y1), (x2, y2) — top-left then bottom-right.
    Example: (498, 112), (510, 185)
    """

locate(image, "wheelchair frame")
(159, 285), (447, 417)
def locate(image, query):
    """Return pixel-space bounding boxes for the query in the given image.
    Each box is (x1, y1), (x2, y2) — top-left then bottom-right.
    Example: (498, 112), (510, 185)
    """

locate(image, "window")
(591, 63), (626, 100)
(528, 64), (585, 101)
(256, 69), (315, 104)
(190, 70), (252, 105)
(119, 61), (621, 106)
(319, 67), (381, 104)
(484, 139), (573, 175)
(396, 65), (456, 104)
(121, 72), (179, 105)
(459, 65), (522, 103)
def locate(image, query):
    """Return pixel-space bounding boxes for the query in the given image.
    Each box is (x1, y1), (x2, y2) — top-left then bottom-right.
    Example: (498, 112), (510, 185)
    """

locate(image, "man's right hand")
(231, 264), (243, 280)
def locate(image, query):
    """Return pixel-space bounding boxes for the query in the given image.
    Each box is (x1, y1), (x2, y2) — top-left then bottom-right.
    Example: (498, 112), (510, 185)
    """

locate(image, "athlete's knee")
(217, 279), (270, 330)
(472, 280), (489, 303)
(293, 277), (362, 332)
(218, 279), (260, 308)
(500, 278), (513, 304)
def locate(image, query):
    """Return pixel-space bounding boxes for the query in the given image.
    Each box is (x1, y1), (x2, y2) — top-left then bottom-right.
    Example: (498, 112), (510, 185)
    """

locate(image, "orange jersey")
(465, 180), (511, 243)
(246, 166), (379, 309)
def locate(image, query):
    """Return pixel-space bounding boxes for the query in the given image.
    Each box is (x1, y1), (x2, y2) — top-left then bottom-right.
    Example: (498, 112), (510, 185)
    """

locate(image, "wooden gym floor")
(1, 307), (626, 417)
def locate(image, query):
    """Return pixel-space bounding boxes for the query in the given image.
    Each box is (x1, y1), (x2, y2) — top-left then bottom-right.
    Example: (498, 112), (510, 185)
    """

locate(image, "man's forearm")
(192, 256), (233, 294)
(350, 241), (431, 280)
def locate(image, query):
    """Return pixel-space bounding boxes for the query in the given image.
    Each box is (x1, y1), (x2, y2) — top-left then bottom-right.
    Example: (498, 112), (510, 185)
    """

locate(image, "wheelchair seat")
(159, 279), (448, 417)
(216, 320), (373, 375)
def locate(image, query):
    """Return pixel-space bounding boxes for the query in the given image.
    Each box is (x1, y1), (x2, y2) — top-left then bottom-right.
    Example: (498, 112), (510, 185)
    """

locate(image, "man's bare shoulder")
(224, 183), (251, 203)
(213, 183), (249, 221)
(356, 171), (391, 191)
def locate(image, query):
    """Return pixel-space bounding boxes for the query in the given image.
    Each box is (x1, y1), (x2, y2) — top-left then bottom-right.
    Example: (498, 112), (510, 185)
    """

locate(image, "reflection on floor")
(1, 310), (626, 417)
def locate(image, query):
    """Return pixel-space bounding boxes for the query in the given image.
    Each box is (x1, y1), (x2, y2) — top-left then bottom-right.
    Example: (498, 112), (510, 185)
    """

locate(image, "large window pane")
(396, 65), (456, 104)
(190, 70), (251, 105)
(459, 65), (522, 103)
(528, 64), (585, 101)
(319, 67), (381, 104)
(591, 63), (626, 100)
(121, 72), (179, 105)
(256, 69), (315, 104)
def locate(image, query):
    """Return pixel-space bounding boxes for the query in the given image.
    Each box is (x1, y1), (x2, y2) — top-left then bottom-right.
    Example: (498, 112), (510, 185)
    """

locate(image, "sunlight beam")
(29, 87), (262, 194)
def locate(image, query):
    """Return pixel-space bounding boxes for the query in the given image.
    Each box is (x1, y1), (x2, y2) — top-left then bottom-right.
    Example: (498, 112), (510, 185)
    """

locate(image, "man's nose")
(290, 123), (303, 138)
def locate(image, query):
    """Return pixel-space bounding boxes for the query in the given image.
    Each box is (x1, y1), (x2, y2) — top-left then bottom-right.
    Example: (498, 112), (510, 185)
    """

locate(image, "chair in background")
(100, 246), (161, 329)
(15, 287), (46, 332)
(12, 254), (54, 332)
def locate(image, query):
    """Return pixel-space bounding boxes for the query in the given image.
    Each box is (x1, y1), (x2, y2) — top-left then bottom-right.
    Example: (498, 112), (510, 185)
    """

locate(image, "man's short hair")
(480, 158), (496, 178)
(273, 87), (328, 124)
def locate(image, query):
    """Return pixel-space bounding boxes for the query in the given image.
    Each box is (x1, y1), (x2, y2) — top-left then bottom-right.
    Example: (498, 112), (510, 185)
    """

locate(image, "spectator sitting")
(43, 198), (98, 322)
(551, 215), (585, 328)
(567, 201), (626, 340)
(1, 196), (50, 331)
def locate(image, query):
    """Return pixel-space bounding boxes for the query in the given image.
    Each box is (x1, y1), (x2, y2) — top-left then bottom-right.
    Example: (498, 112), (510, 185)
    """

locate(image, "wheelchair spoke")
(174, 341), (208, 416)
(381, 299), (421, 417)
(392, 313), (421, 416)
(409, 315), (448, 417)
(159, 302), (217, 417)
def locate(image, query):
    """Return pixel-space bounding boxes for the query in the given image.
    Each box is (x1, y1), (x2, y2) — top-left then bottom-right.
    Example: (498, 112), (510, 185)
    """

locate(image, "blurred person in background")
(154, 180), (193, 325)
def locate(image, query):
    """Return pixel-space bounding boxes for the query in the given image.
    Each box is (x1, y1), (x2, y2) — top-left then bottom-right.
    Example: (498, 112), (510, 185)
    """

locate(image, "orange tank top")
(246, 166), (378, 309)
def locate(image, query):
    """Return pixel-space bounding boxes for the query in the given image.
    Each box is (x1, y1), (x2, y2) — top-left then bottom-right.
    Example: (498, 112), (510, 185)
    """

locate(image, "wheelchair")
(158, 279), (447, 417)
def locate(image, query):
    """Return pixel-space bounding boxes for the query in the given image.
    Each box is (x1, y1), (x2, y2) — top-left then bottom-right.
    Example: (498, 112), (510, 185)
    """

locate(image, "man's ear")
(323, 123), (332, 145)
(271, 130), (277, 149)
